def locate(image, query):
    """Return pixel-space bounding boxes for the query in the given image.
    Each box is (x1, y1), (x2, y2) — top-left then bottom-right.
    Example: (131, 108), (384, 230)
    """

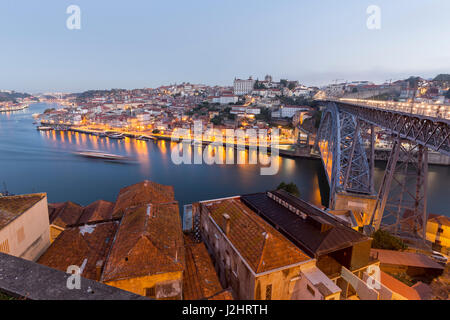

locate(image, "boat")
(37, 126), (54, 131)
(137, 135), (156, 141)
(106, 133), (124, 140)
(74, 151), (129, 161)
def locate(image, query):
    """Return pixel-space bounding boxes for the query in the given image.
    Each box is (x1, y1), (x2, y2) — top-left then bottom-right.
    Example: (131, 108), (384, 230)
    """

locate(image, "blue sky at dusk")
(1, 0), (449, 92)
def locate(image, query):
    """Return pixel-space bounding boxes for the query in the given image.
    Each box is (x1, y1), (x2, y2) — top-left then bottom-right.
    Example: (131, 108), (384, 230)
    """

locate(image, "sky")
(1, 0), (449, 93)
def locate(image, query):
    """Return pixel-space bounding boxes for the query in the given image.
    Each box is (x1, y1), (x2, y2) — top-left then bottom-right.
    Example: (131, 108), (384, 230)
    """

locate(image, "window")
(145, 286), (156, 299)
(307, 284), (315, 296)
(265, 284), (272, 300)
(0, 239), (9, 254)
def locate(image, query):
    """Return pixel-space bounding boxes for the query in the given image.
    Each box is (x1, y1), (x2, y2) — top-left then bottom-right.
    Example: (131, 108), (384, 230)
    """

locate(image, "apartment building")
(193, 197), (342, 300)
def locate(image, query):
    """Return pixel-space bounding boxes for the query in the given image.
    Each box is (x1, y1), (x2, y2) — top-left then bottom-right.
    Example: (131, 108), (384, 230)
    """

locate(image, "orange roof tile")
(204, 198), (311, 274)
(183, 235), (224, 300)
(380, 271), (421, 300)
(77, 200), (114, 224)
(102, 202), (184, 282)
(112, 181), (175, 219)
(49, 201), (84, 228)
(38, 221), (119, 280)
(428, 215), (450, 227)
(208, 290), (234, 300)
(371, 249), (444, 270)
(0, 194), (46, 229)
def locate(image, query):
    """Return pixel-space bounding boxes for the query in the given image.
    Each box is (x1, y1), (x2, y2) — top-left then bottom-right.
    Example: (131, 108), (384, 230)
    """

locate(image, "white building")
(233, 78), (256, 96)
(272, 106), (310, 118)
(0, 194), (51, 261)
(212, 95), (238, 104)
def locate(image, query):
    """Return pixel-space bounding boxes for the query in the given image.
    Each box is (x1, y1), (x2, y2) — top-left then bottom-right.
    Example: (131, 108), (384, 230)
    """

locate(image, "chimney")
(222, 213), (231, 236)
(96, 260), (104, 281)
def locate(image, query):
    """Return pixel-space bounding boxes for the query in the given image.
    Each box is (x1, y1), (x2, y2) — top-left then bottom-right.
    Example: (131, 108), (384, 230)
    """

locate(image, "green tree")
(152, 129), (161, 134)
(445, 89), (450, 99)
(276, 182), (300, 197)
(371, 230), (408, 251)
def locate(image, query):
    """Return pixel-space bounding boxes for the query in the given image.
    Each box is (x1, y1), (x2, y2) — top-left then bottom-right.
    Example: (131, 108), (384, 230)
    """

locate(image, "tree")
(371, 230), (408, 251)
(276, 182), (300, 197)
(288, 82), (296, 91)
(445, 89), (450, 99)
(152, 129), (161, 134)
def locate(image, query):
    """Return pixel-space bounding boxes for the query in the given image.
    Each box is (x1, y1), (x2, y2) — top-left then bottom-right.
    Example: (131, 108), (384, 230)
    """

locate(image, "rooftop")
(0, 194), (46, 229)
(183, 234), (228, 300)
(371, 249), (444, 270)
(38, 221), (119, 280)
(240, 190), (370, 257)
(380, 271), (421, 300)
(101, 202), (185, 282)
(77, 200), (115, 225)
(202, 197), (311, 274)
(49, 201), (83, 228)
(112, 180), (175, 219)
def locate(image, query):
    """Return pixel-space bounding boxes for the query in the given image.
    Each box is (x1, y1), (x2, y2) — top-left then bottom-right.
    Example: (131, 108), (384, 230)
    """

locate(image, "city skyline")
(1, 0), (449, 92)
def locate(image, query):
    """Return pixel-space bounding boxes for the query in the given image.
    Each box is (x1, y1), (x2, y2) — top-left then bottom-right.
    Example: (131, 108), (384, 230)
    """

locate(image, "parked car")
(431, 251), (448, 264)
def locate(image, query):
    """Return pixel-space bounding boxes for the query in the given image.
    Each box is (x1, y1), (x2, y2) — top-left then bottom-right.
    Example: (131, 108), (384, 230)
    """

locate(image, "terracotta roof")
(38, 221), (119, 280)
(183, 235), (225, 300)
(49, 201), (84, 228)
(77, 200), (114, 225)
(428, 215), (450, 227)
(0, 194), (46, 229)
(380, 271), (421, 300)
(112, 181), (175, 219)
(412, 282), (434, 300)
(102, 202), (184, 282)
(208, 290), (234, 300)
(203, 198), (311, 274)
(371, 249), (444, 270)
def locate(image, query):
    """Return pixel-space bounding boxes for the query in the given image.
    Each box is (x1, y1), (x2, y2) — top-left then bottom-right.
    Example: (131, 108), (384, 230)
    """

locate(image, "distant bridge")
(316, 98), (450, 242)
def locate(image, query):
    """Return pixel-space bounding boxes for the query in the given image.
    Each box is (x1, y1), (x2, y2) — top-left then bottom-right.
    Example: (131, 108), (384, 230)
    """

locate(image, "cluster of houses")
(37, 77), (319, 141)
(0, 181), (447, 300)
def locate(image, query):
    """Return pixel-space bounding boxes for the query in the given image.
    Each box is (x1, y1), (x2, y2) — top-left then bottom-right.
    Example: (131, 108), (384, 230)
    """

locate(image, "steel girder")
(316, 103), (372, 208)
(333, 102), (450, 156)
(370, 138), (428, 240)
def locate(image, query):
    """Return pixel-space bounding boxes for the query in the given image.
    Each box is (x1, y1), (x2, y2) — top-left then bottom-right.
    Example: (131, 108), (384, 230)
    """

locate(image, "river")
(0, 103), (448, 216)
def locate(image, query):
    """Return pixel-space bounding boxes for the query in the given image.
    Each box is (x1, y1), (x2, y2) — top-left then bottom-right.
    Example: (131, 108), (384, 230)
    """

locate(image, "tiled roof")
(0, 194), (46, 229)
(241, 190), (370, 257)
(183, 235), (224, 300)
(77, 200), (114, 225)
(37, 221), (119, 280)
(208, 290), (234, 300)
(371, 249), (444, 270)
(204, 198), (311, 274)
(102, 202), (184, 282)
(49, 201), (84, 228)
(380, 271), (421, 300)
(112, 180), (175, 219)
(428, 215), (450, 227)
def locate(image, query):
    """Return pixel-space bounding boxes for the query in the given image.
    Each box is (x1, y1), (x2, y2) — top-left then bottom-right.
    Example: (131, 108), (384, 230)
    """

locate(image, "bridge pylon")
(316, 102), (377, 220)
(370, 137), (428, 241)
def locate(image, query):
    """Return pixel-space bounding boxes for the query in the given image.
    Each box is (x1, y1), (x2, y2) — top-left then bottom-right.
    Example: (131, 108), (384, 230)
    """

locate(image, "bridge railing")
(336, 98), (450, 120)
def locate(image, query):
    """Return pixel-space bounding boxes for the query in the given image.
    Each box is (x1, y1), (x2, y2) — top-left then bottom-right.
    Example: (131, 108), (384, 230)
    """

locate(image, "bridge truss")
(316, 101), (450, 241)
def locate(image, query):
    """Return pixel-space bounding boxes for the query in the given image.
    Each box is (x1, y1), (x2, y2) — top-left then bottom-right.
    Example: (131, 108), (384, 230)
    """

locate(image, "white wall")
(0, 196), (51, 261)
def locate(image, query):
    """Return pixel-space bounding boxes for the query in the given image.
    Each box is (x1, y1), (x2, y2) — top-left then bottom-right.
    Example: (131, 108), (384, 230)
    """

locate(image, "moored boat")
(37, 126), (54, 131)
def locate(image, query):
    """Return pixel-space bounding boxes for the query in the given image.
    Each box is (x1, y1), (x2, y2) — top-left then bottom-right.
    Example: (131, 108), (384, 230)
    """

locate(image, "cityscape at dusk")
(0, 0), (449, 313)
